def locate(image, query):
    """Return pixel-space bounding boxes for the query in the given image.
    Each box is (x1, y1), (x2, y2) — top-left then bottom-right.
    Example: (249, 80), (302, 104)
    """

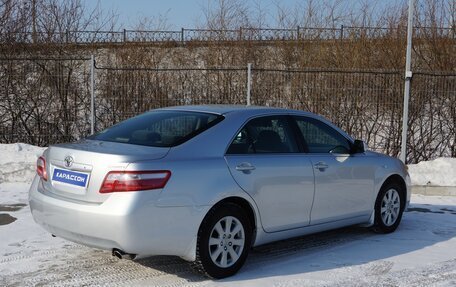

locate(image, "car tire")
(372, 181), (405, 234)
(192, 202), (252, 279)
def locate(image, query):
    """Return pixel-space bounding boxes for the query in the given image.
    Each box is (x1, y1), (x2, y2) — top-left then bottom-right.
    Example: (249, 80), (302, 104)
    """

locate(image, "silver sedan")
(29, 105), (411, 278)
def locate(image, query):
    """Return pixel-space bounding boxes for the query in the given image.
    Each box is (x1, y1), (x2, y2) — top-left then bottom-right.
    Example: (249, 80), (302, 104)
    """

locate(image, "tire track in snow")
(0, 226), (373, 286)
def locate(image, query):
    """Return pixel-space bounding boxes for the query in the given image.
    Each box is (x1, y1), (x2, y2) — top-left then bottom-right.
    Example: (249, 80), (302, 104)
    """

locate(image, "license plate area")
(52, 167), (90, 188)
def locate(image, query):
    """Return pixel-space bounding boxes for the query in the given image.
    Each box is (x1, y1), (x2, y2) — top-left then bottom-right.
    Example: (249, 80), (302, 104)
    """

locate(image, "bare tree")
(200, 0), (250, 29)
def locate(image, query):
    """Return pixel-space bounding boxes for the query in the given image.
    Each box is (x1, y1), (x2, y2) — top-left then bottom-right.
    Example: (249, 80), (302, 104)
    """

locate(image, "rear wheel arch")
(195, 196), (258, 252)
(192, 197), (256, 278)
(205, 197), (257, 239)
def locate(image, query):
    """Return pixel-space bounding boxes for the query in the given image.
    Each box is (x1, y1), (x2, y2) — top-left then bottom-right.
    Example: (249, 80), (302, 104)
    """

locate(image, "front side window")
(89, 111), (223, 147)
(227, 116), (298, 154)
(294, 116), (351, 154)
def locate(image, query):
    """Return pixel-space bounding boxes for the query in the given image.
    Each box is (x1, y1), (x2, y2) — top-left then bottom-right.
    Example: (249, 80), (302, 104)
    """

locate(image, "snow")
(0, 143), (67, 272)
(408, 157), (456, 186)
(0, 143), (46, 183)
(0, 143), (455, 286)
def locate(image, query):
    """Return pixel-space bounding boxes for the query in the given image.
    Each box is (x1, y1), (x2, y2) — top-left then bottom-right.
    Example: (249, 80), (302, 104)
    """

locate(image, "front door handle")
(314, 162), (329, 171)
(235, 162), (256, 172)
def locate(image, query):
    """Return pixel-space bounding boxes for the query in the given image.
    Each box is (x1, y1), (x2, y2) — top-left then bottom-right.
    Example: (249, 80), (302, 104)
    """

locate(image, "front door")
(292, 116), (374, 224)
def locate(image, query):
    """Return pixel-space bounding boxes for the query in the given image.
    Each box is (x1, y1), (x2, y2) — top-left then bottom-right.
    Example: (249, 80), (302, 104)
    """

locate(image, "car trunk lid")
(42, 140), (169, 203)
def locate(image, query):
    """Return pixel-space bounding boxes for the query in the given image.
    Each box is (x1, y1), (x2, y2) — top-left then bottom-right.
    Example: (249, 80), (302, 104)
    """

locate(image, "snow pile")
(0, 143), (46, 183)
(408, 157), (456, 186)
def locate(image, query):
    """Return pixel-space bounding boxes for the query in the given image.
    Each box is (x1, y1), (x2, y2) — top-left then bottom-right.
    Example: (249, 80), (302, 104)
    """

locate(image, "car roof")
(159, 105), (354, 143)
(159, 104), (306, 115)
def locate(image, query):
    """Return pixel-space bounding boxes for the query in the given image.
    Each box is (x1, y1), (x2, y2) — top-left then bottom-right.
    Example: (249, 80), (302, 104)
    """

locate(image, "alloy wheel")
(208, 216), (245, 268)
(380, 188), (401, 226)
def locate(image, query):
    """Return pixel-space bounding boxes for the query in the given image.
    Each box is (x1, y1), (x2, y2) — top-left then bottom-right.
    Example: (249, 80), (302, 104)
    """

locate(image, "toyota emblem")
(64, 156), (74, 168)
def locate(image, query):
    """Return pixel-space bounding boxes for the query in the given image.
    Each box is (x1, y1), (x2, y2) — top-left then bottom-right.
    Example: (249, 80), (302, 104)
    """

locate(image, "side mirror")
(352, 139), (368, 153)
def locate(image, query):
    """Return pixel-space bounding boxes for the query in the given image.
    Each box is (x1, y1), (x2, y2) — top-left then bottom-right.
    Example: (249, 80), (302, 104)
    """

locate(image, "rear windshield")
(88, 110), (224, 147)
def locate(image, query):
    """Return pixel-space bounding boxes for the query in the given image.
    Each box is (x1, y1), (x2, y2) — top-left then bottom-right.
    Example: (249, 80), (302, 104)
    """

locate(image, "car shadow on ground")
(135, 203), (456, 283)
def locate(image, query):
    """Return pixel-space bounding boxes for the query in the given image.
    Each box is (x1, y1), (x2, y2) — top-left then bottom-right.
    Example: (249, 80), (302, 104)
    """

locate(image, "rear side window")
(293, 116), (351, 153)
(227, 116), (299, 154)
(89, 111), (223, 147)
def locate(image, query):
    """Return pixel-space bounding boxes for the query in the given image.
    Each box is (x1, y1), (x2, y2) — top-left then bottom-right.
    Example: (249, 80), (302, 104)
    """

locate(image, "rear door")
(292, 116), (374, 224)
(225, 115), (315, 232)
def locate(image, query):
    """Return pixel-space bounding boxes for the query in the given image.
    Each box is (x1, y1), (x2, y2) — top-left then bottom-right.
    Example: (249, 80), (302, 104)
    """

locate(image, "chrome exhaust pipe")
(112, 248), (136, 260)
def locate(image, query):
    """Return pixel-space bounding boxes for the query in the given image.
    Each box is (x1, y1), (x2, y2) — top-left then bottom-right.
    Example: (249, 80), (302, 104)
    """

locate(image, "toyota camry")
(29, 105), (411, 278)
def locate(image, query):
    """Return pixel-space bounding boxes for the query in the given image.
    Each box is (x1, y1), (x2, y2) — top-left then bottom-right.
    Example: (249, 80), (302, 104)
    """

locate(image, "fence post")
(340, 25), (344, 39)
(239, 26), (243, 41)
(65, 29), (69, 43)
(181, 27), (184, 43)
(297, 26), (300, 40)
(90, 55), (96, 134)
(246, 63), (252, 106)
(123, 29), (127, 42)
(400, 0), (414, 163)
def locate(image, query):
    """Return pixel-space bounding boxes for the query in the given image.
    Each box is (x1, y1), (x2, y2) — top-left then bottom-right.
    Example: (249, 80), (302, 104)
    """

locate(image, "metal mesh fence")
(251, 69), (405, 156)
(0, 58), (92, 145)
(407, 73), (456, 161)
(94, 66), (247, 130)
(0, 58), (454, 163)
(1, 26), (454, 44)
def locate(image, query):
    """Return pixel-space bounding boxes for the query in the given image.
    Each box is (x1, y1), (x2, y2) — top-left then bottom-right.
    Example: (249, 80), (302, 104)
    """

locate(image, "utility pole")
(32, 0), (37, 43)
(246, 63), (252, 106)
(400, 0), (414, 163)
(451, 0), (455, 34)
(90, 55), (95, 134)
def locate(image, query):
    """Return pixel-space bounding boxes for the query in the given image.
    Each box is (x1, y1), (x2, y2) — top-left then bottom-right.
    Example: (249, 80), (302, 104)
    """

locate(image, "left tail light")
(36, 156), (48, 181)
(99, 171), (171, 193)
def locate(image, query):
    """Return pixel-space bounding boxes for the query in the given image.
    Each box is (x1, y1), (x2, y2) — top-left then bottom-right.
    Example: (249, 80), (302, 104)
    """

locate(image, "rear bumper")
(28, 176), (208, 261)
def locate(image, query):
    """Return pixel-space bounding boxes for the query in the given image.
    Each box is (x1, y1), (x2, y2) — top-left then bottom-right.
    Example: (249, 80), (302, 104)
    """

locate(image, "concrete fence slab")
(412, 186), (456, 196)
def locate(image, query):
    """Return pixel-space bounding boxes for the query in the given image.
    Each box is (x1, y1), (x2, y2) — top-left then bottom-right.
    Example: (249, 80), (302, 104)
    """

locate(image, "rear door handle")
(235, 162), (256, 172)
(314, 162), (329, 170)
